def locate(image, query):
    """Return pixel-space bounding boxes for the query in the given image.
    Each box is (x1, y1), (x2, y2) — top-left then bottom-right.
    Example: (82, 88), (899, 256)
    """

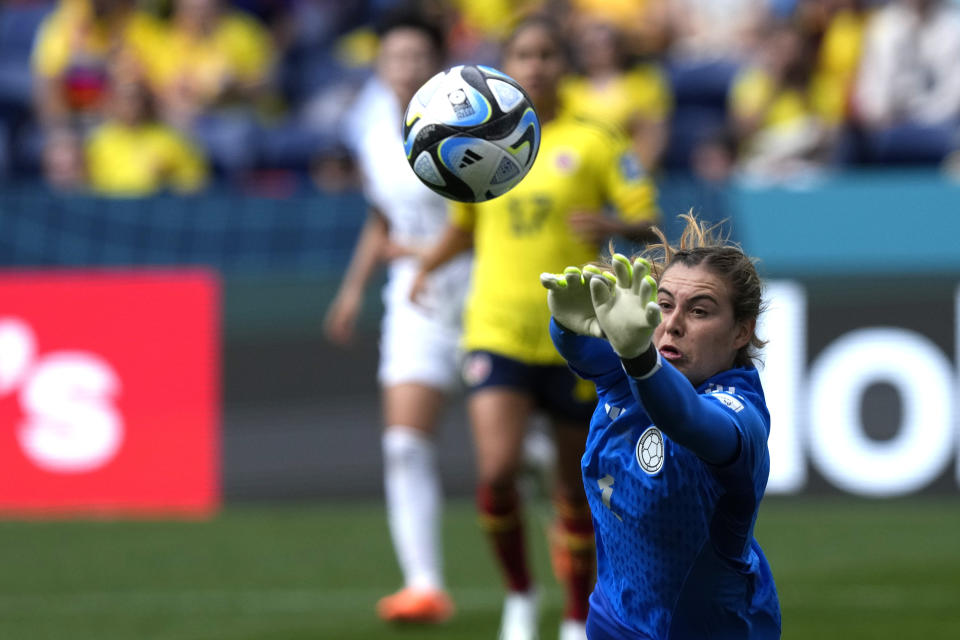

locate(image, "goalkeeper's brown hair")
(641, 212), (767, 368)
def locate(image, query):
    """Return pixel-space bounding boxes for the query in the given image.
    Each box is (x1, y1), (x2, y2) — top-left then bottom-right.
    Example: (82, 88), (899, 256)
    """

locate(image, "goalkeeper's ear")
(733, 316), (756, 350)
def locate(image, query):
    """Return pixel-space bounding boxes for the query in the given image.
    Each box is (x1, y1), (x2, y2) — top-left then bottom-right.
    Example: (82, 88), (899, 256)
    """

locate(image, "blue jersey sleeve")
(549, 318), (620, 379)
(627, 360), (747, 466)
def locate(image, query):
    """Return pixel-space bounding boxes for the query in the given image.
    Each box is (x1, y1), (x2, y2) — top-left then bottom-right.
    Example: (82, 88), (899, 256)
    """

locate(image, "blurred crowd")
(1, 0), (960, 196)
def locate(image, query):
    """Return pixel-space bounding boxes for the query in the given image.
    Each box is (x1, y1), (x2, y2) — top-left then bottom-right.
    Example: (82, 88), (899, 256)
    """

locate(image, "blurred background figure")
(85, 68), (208, 196)
(650, 0), (769, 172)
(152, 0), (275, 177)
(284, 2), (391, 192)
(443, 0), (514, 65)
(727, 17), (835, 183)
(796, 0), (868, 134)
(154, 0), (275, 128)
(323, 5), (465, 627)
(569, 0), (668, 57)
(559, 15), (673, 171)
(662, 0), (768, 65)
(228, 0), (297, 54)
(850, 0), (960, 165)
(40, 124), (86, 191)
(30, 0), (166, 188)
(31, 0), (166, 128)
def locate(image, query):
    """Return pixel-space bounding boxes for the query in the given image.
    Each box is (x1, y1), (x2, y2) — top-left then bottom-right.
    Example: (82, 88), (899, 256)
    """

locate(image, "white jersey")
(354, 80), (451, 249)
(350, 78), (472, 388)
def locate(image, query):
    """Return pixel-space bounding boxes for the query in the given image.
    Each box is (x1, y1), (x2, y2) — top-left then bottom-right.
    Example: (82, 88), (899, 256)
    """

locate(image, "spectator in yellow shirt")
(31, 0), (167, 127)
(728, 19), (830, 181)
(154, 0), (275, 128)
(560, 17), (673, 170)
(792, 0), (868, 128)
(86, 73), (208, 196)
(571, 0), (670, 56)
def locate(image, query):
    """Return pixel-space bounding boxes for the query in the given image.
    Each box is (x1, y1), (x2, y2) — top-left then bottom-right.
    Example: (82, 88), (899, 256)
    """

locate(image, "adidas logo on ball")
(458, 149), (483, 169)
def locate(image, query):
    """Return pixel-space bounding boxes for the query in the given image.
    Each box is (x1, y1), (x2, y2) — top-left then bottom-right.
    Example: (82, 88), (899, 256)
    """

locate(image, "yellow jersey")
(559, 64), (673, 131)
(85, 121), (208, 196)
(152, 11), (273, 103)
(32, 0), (167, 108)
(730, 68), (810, 132)
(450, 115), (658, 365)
(731, 10), (865, 132)
(810, 9), (866, 125)
(571, 0), (650, 26)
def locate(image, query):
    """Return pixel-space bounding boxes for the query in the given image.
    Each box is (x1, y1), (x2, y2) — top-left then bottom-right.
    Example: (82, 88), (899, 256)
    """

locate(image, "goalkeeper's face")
(653, 263), (753, 386)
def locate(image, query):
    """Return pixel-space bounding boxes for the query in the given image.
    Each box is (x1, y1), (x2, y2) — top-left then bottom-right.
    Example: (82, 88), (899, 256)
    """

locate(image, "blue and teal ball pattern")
(402, 65), (541, 203)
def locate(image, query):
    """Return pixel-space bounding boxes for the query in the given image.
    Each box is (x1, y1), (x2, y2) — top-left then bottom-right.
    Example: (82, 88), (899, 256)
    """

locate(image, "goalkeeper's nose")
(660, 308), (684, 336)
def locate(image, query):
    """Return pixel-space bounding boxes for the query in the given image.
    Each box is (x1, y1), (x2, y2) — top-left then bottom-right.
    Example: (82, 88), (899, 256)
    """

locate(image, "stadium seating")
(0, 3), (955, 181)
(0, 3), (51, 111)
(0, 2), (55, 178)
(662, 59), (739, 171)
(0, 184), (367, 272)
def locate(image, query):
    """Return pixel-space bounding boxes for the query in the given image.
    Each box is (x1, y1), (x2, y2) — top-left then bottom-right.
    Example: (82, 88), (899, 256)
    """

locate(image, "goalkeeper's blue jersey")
(550, 320), (781, 640)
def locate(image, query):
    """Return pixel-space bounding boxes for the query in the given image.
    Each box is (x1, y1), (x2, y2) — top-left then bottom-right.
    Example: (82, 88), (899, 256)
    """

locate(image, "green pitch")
(0, 496), (958, 639)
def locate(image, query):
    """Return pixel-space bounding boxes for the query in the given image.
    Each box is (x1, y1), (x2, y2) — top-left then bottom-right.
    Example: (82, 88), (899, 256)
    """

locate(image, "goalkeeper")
(541, 214), (781, 639)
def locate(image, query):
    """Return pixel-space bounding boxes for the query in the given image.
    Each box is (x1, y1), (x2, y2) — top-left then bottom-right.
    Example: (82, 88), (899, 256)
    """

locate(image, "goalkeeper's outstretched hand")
(589, 254), (662, 358)
(540, 266), (606, 338)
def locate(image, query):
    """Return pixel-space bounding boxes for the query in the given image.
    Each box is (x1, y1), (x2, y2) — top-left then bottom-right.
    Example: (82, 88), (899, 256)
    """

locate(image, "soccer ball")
(402, 64), (541, 203)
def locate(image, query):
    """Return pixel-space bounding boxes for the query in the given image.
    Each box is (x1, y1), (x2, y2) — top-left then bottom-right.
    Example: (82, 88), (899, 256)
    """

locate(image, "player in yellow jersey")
(411, 15), (659, 640)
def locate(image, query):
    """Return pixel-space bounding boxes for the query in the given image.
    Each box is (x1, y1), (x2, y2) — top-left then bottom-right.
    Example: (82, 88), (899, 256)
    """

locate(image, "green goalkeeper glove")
(589, 254), (662, 359)
(540, 265), (606, 338)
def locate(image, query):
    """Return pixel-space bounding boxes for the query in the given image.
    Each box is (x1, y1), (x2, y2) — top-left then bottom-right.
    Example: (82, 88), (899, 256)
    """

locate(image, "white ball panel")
(486, 78), (524, 112)
(440, 138), (504, 199)
(411, 71), (446, 110)
(413, 151), (446, 187)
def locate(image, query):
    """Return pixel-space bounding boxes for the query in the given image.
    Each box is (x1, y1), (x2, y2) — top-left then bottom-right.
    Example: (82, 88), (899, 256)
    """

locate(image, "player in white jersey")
(323, 10), (469, 624)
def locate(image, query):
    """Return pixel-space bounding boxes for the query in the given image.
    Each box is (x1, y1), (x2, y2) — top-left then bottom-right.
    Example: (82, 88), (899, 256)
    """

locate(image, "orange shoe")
(376, 587), (454, 624)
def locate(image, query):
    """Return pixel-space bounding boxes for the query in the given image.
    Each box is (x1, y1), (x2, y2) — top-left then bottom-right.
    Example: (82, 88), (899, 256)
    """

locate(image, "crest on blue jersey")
(636, 426), (664, 474)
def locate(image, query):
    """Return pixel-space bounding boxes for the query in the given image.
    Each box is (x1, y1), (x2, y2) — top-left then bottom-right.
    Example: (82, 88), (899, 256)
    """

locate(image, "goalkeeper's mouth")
(658, 345), (683, 362)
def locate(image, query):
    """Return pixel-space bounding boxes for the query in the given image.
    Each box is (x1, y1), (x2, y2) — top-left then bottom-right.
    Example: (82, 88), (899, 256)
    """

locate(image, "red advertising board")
(0, 270), (220, 517)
